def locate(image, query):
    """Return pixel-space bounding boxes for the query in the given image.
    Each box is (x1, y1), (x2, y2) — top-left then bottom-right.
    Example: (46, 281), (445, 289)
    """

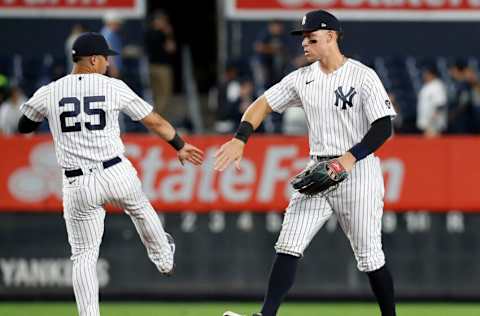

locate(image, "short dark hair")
(454, 59), (468, 71)
(336, 31), (344, 43)
(423, 63), (439, 77)
(448, 58), (467, 71)
(73, 55), (106, 63)
(152, 9), (167, 20)
(73, 55), (83, 63)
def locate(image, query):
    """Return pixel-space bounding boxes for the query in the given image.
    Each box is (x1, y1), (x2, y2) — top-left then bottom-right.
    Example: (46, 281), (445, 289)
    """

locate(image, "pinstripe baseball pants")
(62, 157), (173, 316)
(275, 155), (385, 272)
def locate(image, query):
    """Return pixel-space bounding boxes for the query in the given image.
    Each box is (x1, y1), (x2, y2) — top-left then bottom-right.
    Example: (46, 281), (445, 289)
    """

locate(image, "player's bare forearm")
(214, 96), (272, 171)
(337, 152), (357, 172)
(140, 111), (176, 142)
(141, 112), (203, 165)
(241, 95), (273, 130)
(141, 112), (204, 166)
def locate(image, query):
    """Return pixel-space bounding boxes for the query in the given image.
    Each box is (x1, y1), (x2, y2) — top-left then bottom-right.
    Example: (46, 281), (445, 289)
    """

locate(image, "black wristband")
(234, 121), (254, 144)
(349, 143), (369, 161)
(168, 132), (185, 151)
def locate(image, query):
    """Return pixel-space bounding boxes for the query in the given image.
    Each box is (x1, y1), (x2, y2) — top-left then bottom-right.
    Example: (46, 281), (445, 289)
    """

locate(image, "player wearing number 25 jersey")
(17, 32), (203, 316)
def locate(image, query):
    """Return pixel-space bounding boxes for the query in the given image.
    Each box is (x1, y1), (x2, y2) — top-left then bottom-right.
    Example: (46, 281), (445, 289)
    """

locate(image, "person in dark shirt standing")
(253, 20), (290, 133)
(145, 10), (177, 116)
(254, 20), (289, 90)
(447, 60), (474, 134)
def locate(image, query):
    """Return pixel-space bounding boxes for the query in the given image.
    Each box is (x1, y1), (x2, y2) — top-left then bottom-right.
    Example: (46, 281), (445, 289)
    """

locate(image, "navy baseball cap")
(291, 10), (342, 35)
(72, 32), (119, 57)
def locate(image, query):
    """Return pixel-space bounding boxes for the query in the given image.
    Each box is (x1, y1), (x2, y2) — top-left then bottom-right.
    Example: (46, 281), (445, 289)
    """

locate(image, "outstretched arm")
(214, 95), (273, 171)
(242, 95), (272, 128)
(141, 111), (177, 142)
(141, 111), (203, 165)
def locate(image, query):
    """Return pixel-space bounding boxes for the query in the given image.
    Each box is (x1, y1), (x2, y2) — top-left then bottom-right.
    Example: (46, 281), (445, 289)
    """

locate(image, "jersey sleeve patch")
(362, 69), (397, 124)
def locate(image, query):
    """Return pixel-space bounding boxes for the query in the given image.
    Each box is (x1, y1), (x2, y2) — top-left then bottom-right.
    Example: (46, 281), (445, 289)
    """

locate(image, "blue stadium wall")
(0, 19), (479, 58)
(1, 212), (479, 300)
(0, 19), (144, 57)
(228, 21), (480, 58)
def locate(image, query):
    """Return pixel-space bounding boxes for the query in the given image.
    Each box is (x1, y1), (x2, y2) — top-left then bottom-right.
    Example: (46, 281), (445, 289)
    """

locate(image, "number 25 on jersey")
(59, 96), (106, 133)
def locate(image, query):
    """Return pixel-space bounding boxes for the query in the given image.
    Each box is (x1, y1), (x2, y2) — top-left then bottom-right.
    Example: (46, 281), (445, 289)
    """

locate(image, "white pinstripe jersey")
(20, 74), (153, 169)
(265, 58), (396, 156)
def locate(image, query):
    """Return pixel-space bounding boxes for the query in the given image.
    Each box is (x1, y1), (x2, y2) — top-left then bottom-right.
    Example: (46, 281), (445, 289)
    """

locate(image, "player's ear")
(327, 31), (334, 43)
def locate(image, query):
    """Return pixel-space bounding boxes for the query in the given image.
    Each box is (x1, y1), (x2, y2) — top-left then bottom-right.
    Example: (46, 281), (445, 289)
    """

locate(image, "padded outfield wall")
(1, 135), (480, 299)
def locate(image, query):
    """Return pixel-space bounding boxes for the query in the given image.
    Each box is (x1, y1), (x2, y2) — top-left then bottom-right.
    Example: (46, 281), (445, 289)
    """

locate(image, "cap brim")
(105, 49), (119, 56)
(291, 26), (341, 35)
(290, 28), (318, 35)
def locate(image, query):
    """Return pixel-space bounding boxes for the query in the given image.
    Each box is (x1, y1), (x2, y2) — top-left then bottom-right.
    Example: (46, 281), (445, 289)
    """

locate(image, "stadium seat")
(0, 55), (15, 78)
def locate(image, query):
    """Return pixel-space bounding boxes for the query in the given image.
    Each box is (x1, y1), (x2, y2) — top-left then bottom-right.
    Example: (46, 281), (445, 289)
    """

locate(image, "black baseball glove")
(290, 159), (348, 195)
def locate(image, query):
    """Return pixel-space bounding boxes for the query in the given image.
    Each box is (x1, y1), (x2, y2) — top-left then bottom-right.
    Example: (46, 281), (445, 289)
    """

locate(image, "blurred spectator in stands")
(292, 54), (308, 69)
(447, 60), (473, 134)
(238, 78), (256, 115)
(416, 65), (448, 137)
(252, 21), (290, 134)
(283, 107), (307, 135)
(264, 110), (283, 133)
(145, 10), (177, 117)
(281, 46), (333, 135)
(214, 62), (241, 133)
(0, 86), (26, 135)
(102, 12), (147, 133)
(101, 11), (123, 78)
(65, 24), (87, 72)
(215, 63), (259, 134)
(253, 20), (289, 92)
(0, 74), (8, 104)
(465, 68), (480, 133)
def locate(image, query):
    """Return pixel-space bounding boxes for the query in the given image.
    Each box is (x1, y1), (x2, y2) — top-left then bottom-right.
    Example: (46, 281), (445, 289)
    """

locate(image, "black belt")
(65, 156), (122, 178)
(311, 155), (340, 161)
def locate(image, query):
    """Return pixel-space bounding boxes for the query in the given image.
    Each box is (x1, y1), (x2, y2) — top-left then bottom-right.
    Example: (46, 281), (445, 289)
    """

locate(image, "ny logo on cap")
(321, 23), (327, 27)
(302, 15), (306, 25)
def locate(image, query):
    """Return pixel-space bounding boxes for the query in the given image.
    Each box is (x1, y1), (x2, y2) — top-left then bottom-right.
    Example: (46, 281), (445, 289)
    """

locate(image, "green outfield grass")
(0, 302), (479, 316)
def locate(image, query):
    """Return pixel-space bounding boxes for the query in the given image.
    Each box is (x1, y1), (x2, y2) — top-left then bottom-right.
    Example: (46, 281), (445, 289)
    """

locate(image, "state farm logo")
(5, 141), (405, 207)
(124, 144), (309, 203)
(8, 142), (62, 202)
(6, 142), (311, 205)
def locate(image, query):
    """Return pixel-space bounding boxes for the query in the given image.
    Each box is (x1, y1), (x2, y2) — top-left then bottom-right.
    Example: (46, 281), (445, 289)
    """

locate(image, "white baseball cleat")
(223, 312), (262, 316)
(162, 232), (175, 276)
(165, 232), (175, 255)
(223, 311), (244, 316)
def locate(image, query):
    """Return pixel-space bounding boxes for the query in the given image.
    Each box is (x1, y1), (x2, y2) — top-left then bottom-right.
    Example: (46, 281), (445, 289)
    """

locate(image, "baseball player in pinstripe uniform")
(217, 10), (396, 316)
(17, 32), (203, 316)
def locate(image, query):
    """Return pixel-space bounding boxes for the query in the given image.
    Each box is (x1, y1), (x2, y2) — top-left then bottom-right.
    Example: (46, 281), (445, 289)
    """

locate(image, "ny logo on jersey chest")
(334, 86), (357, 110)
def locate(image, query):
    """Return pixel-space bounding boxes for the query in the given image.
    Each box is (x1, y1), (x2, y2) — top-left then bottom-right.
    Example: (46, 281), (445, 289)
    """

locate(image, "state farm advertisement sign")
(0, 0), (145, 18)
(227, 0), (480, 20)
(2, 135), (480, 212)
